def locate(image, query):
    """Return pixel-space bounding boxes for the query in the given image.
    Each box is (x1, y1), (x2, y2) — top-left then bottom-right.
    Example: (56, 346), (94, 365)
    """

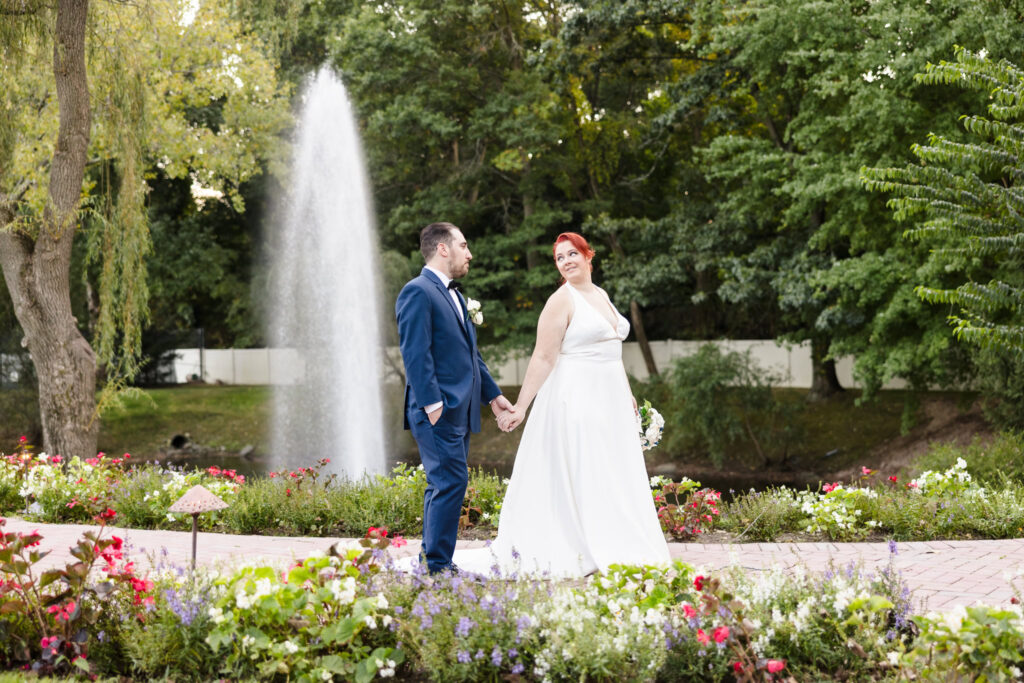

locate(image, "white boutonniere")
(466, 298), (483, 325)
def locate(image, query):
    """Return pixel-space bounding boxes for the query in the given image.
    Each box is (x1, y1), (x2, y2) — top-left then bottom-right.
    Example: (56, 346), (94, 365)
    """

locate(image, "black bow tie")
(447, 280), (461, 292)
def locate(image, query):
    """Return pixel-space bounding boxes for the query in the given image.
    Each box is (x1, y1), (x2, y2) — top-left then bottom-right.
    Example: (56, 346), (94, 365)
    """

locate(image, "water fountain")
(268, 66), (386, 479)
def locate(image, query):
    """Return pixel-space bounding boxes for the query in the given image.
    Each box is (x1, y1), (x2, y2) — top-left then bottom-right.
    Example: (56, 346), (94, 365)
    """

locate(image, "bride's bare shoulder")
(539, 285), (572, 323)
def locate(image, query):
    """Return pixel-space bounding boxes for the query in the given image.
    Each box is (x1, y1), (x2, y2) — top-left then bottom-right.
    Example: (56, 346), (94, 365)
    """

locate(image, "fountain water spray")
(268, 66), (386, 479)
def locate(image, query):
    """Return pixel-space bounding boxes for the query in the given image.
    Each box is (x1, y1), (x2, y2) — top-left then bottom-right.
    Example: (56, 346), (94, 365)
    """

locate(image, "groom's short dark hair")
(420, 222), (457, 261)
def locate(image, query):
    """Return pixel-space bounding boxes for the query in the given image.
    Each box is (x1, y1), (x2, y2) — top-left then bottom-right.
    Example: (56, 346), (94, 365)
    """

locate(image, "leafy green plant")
(0, 514), (154, 677)
(904, 605), (1024, 680)
(204, 533), (403, 682)
(661, 344), (800, 468)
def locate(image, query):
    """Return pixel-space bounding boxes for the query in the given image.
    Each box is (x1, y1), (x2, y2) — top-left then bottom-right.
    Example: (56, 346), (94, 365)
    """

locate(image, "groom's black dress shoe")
(428, 562), (463, 576)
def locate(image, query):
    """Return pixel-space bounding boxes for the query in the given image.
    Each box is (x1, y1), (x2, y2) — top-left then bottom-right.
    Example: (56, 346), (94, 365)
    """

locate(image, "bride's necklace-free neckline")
(567, 282), (620, 334)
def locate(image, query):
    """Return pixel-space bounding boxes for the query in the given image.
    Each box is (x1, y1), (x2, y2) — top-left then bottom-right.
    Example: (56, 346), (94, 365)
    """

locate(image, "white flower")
(208, 606), (225, 624)
(364, 615), (377, 629)
(282, 640), (299, 654)
(321, 670), (333, 681)
(466, 297), (483, 325)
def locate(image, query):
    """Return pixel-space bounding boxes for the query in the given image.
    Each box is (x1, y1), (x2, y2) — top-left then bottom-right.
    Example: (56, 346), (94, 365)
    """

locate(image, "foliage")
(718, 488), (805, 543)
(864, 47), (1024, 360)
(911, 431), (1024, 486)
(650, 476), (721, 540)
(660, 344), (799, 468)
(905, 605), (1024, 681)
(0, 515), (153, 677)
(797, 484), (881, 541)
(204, 536), (403, 682)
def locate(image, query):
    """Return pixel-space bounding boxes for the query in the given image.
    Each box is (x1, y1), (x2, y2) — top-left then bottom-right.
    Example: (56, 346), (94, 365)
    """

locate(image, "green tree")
(864, 47), (1024, 356)
(682, 0), (1024, 400)
(0, 0), (289, 457)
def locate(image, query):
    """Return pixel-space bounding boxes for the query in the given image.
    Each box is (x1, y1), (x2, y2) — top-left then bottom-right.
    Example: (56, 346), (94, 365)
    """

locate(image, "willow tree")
(0, 0), (289, 457)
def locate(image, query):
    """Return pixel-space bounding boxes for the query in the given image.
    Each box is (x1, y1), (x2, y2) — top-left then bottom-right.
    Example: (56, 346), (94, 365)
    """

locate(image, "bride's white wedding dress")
(454, 283), (670, 577)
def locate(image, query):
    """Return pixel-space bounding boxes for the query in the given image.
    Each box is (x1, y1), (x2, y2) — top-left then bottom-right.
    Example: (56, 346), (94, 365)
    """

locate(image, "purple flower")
(420, 615), (433, 629)
(457, 650), (471, 664)
(455, 616), (475, 637)
(888, 539), (898, 555)
(490, 645), (502, 666)
(511, 663), (524, 674)
(475, 649), (485, 660)
(507, 648), (518, 658)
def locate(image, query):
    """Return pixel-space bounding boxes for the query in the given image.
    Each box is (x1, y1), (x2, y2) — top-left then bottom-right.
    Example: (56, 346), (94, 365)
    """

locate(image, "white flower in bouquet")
(466, 297), (483, 325)
(637, 399), (665, 452)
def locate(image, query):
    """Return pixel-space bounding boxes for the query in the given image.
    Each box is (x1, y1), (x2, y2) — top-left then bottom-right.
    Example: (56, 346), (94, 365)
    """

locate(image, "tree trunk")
(808, 337), (843, 401)
(0, 0), (96, 458)
(605, 232), (658, 377)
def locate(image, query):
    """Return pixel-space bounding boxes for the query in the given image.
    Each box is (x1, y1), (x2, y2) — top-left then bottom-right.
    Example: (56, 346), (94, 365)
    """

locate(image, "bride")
(453, 232), (670, 577)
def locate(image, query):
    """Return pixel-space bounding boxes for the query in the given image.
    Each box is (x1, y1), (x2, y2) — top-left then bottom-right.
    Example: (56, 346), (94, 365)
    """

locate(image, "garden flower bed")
(4, 517), (1024, 681)
(4, 435), (1024, 544)
(5, 434), (1024, 680)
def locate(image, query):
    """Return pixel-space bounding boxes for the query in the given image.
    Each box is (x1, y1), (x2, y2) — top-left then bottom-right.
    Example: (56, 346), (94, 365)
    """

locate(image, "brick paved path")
(4, 517), (1020, 614)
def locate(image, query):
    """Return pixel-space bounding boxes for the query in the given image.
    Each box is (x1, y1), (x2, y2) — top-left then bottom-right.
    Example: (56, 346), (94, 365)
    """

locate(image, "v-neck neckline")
(567, 283), (620, 335)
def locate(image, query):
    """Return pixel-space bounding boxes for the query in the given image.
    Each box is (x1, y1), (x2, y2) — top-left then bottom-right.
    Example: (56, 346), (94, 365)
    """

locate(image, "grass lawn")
(97, 385), (272, 457)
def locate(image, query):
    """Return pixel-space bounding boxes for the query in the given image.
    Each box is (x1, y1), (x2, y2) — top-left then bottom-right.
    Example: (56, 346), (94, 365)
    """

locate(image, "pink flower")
(696, 628), (710, 645)
(713, 625), (729, 643)
(19, 436), (27, 443)
(50, 456), (62, 464)
(906, 482), (919, 489)
(861, 466), (873, 475)
(822, 482), (840, 493)
(683, 604), (697, 619)
(766, 659), (786, 673)
(40, 636), (58, 649)
(391, 534), (408, 548)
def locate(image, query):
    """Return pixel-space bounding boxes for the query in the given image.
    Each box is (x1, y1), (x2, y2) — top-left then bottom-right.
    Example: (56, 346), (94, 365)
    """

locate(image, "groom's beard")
(449, 259), (470, 279)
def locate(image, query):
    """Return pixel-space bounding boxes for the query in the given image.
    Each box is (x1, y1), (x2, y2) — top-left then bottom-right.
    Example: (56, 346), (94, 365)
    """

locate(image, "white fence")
(167, 341), (907, 390)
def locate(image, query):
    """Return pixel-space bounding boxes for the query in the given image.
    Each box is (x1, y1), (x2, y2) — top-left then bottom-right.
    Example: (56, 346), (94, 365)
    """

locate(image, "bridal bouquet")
(637, 399), (664, 451)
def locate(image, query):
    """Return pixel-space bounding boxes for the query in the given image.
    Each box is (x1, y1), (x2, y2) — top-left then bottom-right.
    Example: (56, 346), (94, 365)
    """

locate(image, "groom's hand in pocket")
(427, 406), (443, 425)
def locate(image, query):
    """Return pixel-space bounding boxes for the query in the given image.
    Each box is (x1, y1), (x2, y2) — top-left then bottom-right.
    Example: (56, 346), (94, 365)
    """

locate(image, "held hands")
(496, 404), (524, 432)
(491, 395), (523, 432)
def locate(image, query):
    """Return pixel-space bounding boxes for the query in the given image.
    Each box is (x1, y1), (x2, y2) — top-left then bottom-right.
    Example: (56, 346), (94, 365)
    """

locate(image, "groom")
(395, 222), (513, 574)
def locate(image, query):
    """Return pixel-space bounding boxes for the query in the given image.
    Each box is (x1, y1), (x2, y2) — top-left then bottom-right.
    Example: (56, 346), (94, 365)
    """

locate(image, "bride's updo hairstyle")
(552, 232), (595, 267)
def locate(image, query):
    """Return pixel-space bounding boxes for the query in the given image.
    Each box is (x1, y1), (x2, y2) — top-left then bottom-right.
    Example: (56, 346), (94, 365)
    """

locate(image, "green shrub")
(911, 431), (1024, 486)
(655, 344), (801, 468)
(718, 487), (805, 541)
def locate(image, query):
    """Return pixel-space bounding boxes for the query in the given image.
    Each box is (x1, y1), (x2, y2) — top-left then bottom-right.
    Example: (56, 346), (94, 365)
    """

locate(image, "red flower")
(696, 629), (710, 645)
(694, 575), (705, 591)
(766, 660), (786, 673)
(123, 453), (131, 459)
(207, 466), (222, 476)
(713, 625), (729, 643)
(683, 604), (697, 619)
(269, 472), (278, 478)
(19, 436), (27, 443)
(98, 508), (117, 520)
(391, 534), (408, 548)
(367, 526), (389, 539)
(822, 482), (840, 493)
(733, 662), (743, 672)
(889, 476), (898, 483)
(50, 456), (62, 464)
(285, 488), (292, 496)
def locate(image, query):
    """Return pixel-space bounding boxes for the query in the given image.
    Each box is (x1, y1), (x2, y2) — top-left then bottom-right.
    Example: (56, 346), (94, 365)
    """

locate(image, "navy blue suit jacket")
(395, 268), (502, 434)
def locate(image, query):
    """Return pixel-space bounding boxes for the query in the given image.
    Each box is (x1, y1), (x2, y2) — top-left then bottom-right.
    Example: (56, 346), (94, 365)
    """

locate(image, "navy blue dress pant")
(408, 410), (470, 572)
